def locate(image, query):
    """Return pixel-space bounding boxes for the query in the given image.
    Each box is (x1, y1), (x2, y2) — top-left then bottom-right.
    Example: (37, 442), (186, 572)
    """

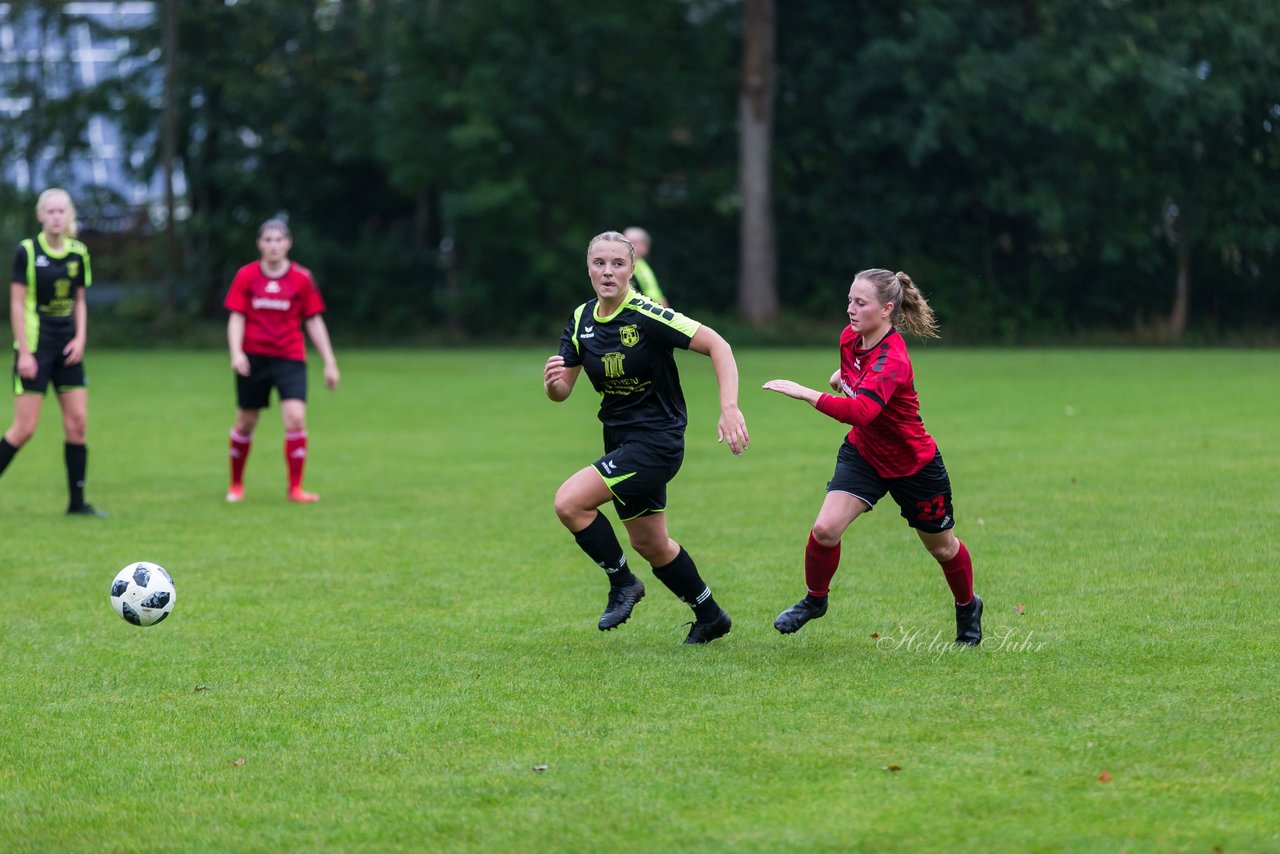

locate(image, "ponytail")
(854, 268), (939, 339)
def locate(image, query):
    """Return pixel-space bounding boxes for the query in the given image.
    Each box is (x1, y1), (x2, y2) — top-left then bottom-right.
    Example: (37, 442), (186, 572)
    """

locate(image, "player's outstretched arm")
(689, 326), (748, 456)
(544, 355), (580, 402)
(762, 379), (823, 406)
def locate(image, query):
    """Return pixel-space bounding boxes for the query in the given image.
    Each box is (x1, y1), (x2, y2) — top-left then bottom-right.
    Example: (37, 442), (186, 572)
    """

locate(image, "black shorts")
(593, 428), (685, 522)
(236, 355), (307, 410)
(827, 439), (956, 533)
(12, 333), (86, 395)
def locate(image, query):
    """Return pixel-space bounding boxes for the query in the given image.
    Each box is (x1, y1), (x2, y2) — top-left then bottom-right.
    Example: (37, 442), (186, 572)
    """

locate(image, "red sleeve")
(295, 265), (326, 318)
(815, 392), (884, 426)
(223, 266), (251, 313)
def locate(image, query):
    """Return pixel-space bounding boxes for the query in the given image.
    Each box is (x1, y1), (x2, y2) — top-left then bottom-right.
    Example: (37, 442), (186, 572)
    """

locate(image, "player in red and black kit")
(762, 268), (982, 645)
(224, 219), (339, 503)
(544, 231), (750, 644)
(0, 189), (106, 516)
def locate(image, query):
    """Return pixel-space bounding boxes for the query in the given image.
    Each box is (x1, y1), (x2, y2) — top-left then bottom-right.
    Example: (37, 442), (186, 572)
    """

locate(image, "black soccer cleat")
(774, 595), (828, 634)
(683, 608), (732, 644)
(598, 577), (645, 630)
(67, 503), (109, 518)
(955, 594), (983, 646)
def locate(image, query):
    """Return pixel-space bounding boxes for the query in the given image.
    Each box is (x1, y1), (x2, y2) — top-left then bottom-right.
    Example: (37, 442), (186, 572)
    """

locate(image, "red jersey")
(223, 261), (326, 361)
(814, 325), (937, 478)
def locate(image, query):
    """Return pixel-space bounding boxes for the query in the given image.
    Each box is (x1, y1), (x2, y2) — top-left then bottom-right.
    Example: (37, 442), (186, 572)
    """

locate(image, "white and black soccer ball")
(110, 562), (176, 626)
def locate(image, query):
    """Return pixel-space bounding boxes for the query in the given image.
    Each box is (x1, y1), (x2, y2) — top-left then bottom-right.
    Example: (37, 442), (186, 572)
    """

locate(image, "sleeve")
(558, 304), (585, 367)
(300, 269), (326, 317)
(815, 391), (884, 426)
(79, 246), (92, 288)
(815, 344), (909, 425)
(223, 267), (250, 313)
(12, 245), (28, 286)
(640, 305), (700, 350)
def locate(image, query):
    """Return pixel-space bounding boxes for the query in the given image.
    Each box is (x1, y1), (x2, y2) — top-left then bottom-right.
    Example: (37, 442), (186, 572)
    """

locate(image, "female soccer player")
(623, 226), (668, 307)
(544, 231), (749, 644)
(224, 218), (339, 503)
(0, 188), (106, 516)
(762, 269), (982, 645)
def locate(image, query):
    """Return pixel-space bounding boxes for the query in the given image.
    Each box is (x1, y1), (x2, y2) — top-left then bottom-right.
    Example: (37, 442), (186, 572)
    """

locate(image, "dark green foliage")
(5, 0), (1279, 340)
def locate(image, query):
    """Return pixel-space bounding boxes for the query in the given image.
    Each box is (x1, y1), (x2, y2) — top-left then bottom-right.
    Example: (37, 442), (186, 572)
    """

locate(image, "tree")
(738, 0), (779, 326)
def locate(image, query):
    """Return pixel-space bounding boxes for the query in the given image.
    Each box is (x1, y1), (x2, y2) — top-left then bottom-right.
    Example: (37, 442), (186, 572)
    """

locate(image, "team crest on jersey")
(66, 260), (80, 279)
(602, 352), (625, 378)
(619, 325), (639, 347)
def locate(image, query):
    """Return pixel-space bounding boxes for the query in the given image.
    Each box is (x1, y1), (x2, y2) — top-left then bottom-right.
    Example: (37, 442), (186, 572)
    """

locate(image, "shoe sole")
(599, 586), (645, 631)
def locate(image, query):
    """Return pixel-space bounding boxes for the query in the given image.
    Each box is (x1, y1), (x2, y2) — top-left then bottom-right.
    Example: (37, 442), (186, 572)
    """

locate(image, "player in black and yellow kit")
(0, 189), (106, 516)
(544, 231), (749, 644)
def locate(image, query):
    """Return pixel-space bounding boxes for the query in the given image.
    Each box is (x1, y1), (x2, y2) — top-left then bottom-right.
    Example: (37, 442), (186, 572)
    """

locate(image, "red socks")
(229, 429), (252, 486)
(285, 430), (307, 491)
(804, 531), (841, 597)
(940, 539), (974, 605)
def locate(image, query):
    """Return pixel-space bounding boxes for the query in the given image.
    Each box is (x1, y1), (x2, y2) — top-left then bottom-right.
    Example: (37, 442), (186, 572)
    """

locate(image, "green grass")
(1, 347), (1277, 852)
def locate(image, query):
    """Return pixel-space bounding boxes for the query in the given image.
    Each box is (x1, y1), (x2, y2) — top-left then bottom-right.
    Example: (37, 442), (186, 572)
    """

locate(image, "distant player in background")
(544, 230), (749, 644)
(0, 188), (106, 516)
(623, 226), (668, 307)
(224, 218), (339, 503)
(762, 268), (982, 645)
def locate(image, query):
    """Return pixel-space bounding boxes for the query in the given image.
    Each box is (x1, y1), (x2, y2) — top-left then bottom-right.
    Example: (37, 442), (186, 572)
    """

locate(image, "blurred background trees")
(2, 0), (1277, 343)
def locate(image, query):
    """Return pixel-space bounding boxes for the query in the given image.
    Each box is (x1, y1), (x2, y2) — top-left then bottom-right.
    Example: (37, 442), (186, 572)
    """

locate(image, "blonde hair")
(586, 230), (635, 266)
(854, 268), (939, 338)
(36, 188), (77, 239)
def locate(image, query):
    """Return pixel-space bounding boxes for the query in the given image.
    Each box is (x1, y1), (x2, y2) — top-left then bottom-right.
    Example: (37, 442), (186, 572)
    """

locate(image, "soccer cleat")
(67, 503), (108, 518)
(774, 595), (829, 634)
(955, 594), (983, 646)
(683, 608), (732, 644)
(598, 577), (645, 630)
(287, 487), (320, 503)
(226, 484), (245, 503)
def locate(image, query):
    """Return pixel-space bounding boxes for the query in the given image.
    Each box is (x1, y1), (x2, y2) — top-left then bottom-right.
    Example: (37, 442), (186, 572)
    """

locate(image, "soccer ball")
(110, 561), (176, 626)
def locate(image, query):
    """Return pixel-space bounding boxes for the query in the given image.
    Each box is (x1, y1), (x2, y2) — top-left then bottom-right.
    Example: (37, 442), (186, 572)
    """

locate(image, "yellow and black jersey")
(11, 233), (92, 348)
(559, 294), (701, 435)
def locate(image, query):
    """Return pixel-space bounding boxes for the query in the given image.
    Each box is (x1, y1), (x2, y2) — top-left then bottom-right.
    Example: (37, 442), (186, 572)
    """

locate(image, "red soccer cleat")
(226, 484), (245, 503)
(287, 487), (320, 503)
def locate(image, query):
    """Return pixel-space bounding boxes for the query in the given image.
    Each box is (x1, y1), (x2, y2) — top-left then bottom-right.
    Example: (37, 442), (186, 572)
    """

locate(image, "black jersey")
(559, 294), (701, 435)
(12, 234), (92, 347)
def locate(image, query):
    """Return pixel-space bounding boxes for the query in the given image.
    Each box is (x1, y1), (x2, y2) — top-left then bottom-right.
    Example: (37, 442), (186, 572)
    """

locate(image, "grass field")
(1, 347), (1277, 852)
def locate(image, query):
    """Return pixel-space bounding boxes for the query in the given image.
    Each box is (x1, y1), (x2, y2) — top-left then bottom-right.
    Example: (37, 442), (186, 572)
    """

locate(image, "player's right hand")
(544, 355), (565, 387)
(231, 353), (251, 377)
(16, 352), (37, 380)
(828, 369), (841, 391)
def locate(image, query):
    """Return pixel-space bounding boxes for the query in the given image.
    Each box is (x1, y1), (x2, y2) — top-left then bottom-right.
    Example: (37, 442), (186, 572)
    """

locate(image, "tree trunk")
(161, 0), (179, 322)
(1168, 238), (1189, 338)
(737, 0), (778, 327)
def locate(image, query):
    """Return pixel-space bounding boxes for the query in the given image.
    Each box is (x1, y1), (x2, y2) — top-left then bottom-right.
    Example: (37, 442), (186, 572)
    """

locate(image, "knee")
(924, 536), (960, 563)
(553, 486), (588, 528)
(5, 424), (35, 446)
(63, 415), (87, 442)
(810, 521), (843, 548)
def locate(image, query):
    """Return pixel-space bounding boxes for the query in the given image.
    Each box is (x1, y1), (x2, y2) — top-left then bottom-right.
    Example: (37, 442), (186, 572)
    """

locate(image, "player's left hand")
(63, 337), (86, 366)
(717, 406), (749, 456)
(324, 364), (340, 391)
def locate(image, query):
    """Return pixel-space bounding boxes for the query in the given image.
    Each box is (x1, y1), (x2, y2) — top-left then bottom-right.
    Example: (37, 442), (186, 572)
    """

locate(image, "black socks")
(572, 512), (636, 586)
(652, 547), (720, 622)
